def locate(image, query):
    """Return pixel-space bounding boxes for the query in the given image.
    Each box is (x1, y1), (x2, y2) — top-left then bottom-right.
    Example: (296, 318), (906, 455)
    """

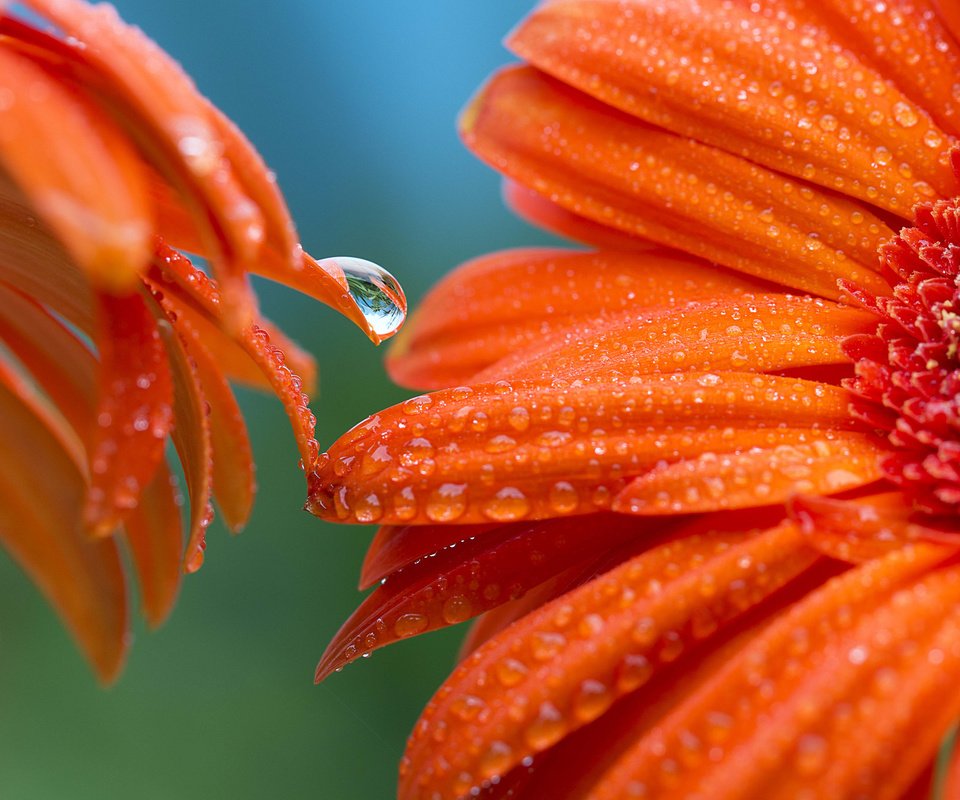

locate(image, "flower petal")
(503, 181), (657, 251)
(388, 248), (768, 389)
(0, 190), (93, 331)
(85, 291), (174, 537)
(613, 435), (884, 515)
(587, 545), (960, 800)
(472, 293), (874, 384)
(23, 0), (267, 327)
(185, 328), (256, 533)
(399, 520), (818, 799)
(123, 461), (182, 628)
(0, 281), (96, 440)
(0, 45), (150, 290)
(148, 289), (215, 574)
(150, 244), (319, 470)
(308, 374), (859, 526)
(316, 514), (651, 681)
(0, 361), (127, 682)
(462, 66), (896, 299)
(509, 0), (958, 212)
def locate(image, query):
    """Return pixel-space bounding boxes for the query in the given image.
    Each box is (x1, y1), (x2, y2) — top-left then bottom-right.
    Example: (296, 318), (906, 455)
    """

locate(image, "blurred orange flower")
(0, 0), (404, 683)
(311, 1), (960, 797)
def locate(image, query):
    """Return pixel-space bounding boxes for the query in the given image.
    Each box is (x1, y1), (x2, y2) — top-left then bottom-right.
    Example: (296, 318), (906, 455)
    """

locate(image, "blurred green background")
(0, 2), (559, 797)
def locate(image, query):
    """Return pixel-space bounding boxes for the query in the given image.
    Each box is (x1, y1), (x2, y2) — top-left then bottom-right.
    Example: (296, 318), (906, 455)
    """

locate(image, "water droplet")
(441, 594), (473, 624)
(482, 487), (530, 521)
(426, 483), (467, 522)
(548, 481), (579, 514)
(892, 102), (918, 128)
(394, 613), (428, 638)
(524, 702), (566, 750)
(494, 658), (529, 687)
(336, 257), (407, 341)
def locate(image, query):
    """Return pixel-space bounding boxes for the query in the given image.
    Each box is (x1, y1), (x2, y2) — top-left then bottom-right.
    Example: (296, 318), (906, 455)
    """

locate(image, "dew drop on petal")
(394, 613), (428, 638)
(336, 257), (407, 340)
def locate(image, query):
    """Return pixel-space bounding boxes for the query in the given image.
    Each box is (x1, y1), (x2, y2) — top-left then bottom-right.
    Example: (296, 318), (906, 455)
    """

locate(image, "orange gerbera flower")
(310, 1), (960, 797)
(0, 0), (404, 683)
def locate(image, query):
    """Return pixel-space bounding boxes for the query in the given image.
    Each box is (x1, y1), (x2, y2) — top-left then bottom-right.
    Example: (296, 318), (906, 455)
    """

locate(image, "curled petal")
(461, 66), (895, 299)
(0, 363), (127, 682)
(308, 374), (859, 526)
(85, 291), (174, 537)
(399, 521), (818, 799)
(149, 244), (319, 471)
(510, 0), (958, 212)
(0, 46), (150, 290)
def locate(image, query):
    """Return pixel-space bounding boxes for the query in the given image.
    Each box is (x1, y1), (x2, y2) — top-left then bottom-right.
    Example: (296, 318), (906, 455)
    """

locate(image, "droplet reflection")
(337, 257), (407, 341)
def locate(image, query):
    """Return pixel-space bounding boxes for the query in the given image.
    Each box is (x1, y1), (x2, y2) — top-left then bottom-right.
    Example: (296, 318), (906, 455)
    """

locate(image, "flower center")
(842, 153), (960, 516)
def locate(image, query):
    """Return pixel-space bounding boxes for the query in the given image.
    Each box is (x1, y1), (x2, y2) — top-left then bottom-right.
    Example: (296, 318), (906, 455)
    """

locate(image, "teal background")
(0, 2), (558, 798)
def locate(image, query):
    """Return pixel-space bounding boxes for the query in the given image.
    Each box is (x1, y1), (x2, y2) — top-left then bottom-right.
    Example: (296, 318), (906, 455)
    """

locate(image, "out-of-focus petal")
(0, 362), (127, 683)
(0, 281), (96, 439)
(85, 291), (174, 537)
(388, 249), (769, 389)
(509, 0), (958, 212)
(0, 190), (93, 330)
(399, 521), (818, 799)
(308, 374), (859, 526)
(0, 46), (150, 290)
(587, 545), (960, 800)
(316, 514), (650, 680)
(123, 462), (182, 628)
(22, 0), (263, 327)
(462, 66), (895, 300)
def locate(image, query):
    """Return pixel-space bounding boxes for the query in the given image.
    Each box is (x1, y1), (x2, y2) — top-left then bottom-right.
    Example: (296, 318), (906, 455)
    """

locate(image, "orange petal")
(0, 362), (127, 682)
(308, 374), (859, 526)
(387, 249), (769, 389)
(149, 244), (319, 469)
(399, 520), (818, 799)
(185, 328), (256, 533)
(0, 45), (150, 290)
(471, 293), (875, 384)
(316, 514), (651, 681)
(0, 281), (96, 440)
(502, 181), (656, 251)
(0, 189), (94, 331)
(23, 0), (264, 327)
(147, 288), (214, 573)
(85, 291), (174, 537)
(462, 66), (895, 299)
(509, 0), (958, 212)
(613, 435), (885, 515)
(588, 546), (960, 799)
(789, 492), (960, 561)
(123, 461), (182, 628)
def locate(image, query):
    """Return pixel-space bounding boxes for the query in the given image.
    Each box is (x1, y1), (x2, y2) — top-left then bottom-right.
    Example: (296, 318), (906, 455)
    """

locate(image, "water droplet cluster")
(399, 523), (816, 798)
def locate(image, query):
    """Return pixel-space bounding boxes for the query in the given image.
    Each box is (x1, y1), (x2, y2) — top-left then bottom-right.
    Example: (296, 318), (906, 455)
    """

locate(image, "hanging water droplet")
(336, 257), (407, 342)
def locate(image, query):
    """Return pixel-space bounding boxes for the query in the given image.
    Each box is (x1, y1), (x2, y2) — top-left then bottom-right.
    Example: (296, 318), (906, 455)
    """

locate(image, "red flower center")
(843, 152), (960, 516)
